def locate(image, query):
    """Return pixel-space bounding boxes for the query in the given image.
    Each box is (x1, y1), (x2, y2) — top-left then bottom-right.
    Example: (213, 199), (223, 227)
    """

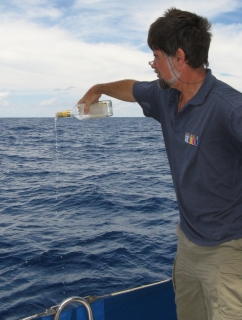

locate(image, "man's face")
(150, 50), (177, 89)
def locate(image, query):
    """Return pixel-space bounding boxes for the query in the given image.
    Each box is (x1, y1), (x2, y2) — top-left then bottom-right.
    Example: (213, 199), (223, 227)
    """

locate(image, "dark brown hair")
(148, 8), (212, 68)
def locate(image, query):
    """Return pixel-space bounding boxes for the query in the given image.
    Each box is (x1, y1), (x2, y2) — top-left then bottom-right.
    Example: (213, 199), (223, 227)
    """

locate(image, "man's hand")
(77, 85), (102, 114)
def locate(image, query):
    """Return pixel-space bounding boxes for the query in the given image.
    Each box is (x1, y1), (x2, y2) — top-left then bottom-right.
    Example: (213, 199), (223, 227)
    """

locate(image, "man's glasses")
(148, 60), (155, 66)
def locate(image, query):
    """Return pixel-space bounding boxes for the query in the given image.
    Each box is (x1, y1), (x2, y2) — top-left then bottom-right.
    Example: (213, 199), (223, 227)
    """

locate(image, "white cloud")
(39, 97), (56, 106)
(0, 18), (152, 91)
(1, 0), (62, 20)
(210, 23), (242, 91)
(0, 100), (10, 108)
(0, 90), (11, 108)
(0, 91), (11, 99)
(72, 0), (241, 35)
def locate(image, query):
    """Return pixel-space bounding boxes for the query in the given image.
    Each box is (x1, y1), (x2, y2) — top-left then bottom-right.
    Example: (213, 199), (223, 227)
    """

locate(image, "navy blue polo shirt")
(133, 69), (242, 246)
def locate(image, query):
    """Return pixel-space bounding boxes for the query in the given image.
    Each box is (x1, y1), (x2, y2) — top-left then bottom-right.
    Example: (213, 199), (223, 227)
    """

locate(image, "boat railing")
(54, 296), (93, 320)
(21, 296), (94, 320)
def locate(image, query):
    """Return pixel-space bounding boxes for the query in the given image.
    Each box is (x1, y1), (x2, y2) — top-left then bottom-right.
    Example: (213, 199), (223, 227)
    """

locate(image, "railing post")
(54, 296), (94, 320)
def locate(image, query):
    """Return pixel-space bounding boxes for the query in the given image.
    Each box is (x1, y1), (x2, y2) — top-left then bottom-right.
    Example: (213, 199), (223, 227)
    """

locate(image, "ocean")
(0, 117), (179, 320)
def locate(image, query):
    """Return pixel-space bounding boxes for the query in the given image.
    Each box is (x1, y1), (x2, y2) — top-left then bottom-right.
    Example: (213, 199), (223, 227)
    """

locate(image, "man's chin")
(158, 78), (171, 90)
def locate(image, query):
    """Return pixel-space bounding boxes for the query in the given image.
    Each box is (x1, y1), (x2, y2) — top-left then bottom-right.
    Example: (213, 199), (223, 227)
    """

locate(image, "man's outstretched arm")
(77, 80), (137, 114)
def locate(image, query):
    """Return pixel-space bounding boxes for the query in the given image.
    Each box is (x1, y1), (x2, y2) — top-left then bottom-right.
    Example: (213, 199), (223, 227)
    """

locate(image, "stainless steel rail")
(54, 296), (94, 320)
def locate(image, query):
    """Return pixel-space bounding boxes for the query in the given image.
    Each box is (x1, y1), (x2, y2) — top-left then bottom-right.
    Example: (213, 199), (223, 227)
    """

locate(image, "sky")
(0, 0), (242, 117)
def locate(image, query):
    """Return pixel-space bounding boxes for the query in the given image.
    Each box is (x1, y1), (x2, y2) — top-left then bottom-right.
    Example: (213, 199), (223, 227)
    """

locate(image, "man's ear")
(175, 48), (186, 67)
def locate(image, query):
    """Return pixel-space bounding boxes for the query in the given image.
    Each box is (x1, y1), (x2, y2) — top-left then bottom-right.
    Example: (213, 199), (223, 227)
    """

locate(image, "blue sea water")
(0, 117), (179, 320)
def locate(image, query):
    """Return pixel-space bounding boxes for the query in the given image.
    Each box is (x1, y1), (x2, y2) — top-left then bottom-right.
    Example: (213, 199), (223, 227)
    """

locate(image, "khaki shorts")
(173, 225), (242, 320)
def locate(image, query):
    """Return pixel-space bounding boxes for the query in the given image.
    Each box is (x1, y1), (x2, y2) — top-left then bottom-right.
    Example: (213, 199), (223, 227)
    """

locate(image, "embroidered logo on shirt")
(185, 132), (199, 146)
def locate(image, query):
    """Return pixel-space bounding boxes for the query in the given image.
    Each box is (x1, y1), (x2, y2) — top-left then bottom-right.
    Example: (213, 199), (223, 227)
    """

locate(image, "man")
(78, 8), (242, 320)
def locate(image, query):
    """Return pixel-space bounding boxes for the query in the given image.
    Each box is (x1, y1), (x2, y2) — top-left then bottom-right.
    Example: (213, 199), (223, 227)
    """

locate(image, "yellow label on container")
(56, 110), (71, 118)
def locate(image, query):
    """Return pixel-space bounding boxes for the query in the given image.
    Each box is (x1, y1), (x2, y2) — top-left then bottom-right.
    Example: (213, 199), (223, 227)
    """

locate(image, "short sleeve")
(133, 80), (162, 122)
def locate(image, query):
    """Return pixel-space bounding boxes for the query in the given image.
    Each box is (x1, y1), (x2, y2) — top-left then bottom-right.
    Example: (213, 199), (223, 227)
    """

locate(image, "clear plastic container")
(56, 100), (113, 120)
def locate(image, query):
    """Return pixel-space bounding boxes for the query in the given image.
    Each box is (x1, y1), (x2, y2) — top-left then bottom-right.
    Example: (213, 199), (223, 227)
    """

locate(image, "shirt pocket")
(218, 260), (242, 319)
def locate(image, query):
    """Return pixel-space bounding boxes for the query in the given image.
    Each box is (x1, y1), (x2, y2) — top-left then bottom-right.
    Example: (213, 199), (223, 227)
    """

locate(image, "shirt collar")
(166, 69), (216, 113)
(185, 69), (216, 106)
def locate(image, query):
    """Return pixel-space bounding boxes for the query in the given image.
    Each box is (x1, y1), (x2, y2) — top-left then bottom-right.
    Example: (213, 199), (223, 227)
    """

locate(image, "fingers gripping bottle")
(56, 100), (113, 120)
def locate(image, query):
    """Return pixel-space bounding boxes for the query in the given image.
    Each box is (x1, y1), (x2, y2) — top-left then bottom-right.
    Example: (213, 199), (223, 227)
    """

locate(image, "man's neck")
(175, 67), (207, 110)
